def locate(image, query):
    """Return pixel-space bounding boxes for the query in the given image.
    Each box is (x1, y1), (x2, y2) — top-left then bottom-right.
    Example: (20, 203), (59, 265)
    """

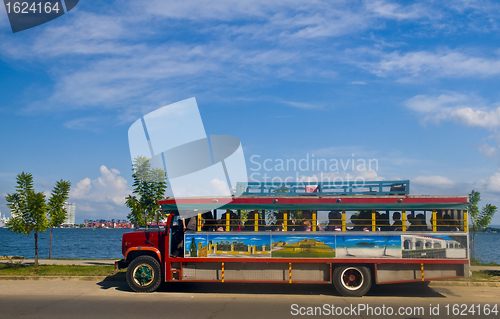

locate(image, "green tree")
(5, 172), (49, 266)
(468, 190), (498, 260)
(47, 180), (71, 259)
(125, 156), (167, 228)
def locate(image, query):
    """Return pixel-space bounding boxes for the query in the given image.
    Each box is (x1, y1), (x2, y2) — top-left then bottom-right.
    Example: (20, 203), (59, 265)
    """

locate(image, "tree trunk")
(49, 227), (53, 259)
(34, 232), (38, 267)
(471, 229), (476, 261)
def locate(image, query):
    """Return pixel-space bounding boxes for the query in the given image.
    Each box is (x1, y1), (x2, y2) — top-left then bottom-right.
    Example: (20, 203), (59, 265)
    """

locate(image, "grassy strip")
(0, 263), (121, 276)
(446, 270), (500, 282)
(470, 258), (500, 266)
(470, 270), (500, 282)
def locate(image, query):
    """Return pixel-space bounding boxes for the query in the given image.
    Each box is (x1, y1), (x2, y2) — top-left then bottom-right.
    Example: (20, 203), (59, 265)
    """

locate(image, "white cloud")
(449, 107), (500, 130)
(404, 92), (472, 113)
(410, 175), (473, 196)
(477, 143), (497, 159)
(413, 175), (455, 189)
(483, 170), (500, 193)
(476, 170), (500, 194)
(64, 117), (104, 132)
(279, 100), (321, 109)
(371, 50), (500, 79)
(351, 81), (367, 85)
(404, 92), (500, 130)
(366, 0), (429, 20)
(72, 177), (92, 199)
(404, 92), (500, 161)
(210, 178), (231, 195)
(70, 165), (131, 207)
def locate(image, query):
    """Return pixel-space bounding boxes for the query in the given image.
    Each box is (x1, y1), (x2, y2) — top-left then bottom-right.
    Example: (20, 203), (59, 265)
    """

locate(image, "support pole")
(372, 210), (376, 231)
(342, 210), (346, 232)
(312, 211), (317, 232)
(432, 211), (437, 232)
(402, 210), (407, 232)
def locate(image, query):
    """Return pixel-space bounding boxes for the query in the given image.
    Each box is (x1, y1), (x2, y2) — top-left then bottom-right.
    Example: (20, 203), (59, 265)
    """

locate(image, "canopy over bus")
(158, 180), (469, 211)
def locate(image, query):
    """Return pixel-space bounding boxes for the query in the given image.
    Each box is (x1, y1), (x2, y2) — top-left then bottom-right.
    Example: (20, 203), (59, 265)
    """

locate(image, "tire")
(332, 265), (372, 297)
(126, 255), (162, 292)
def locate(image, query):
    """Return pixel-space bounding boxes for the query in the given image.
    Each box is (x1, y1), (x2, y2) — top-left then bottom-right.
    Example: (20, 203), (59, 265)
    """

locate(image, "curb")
(0, 276), (125, 281)
(429, 281), (500, 287)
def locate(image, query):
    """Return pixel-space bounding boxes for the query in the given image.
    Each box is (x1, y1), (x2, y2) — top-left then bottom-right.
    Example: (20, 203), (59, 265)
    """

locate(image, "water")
(472, 232), (500, 264)
(0, 228), (130, 259)
(1, 227), (500, 262)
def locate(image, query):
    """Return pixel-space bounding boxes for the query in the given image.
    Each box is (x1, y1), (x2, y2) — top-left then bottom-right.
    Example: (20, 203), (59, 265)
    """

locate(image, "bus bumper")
(115, 259), (128, 271)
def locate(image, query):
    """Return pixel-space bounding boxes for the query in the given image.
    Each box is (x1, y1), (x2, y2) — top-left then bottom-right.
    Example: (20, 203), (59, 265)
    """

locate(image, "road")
(0, 280), (499, 319)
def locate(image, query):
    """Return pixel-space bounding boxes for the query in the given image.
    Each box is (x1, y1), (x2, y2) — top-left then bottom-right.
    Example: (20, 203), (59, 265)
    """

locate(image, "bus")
(116, 180), (470, 296)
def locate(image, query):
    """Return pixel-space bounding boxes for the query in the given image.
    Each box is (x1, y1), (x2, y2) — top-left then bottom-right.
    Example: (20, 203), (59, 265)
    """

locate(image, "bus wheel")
(126, 255), (162, 292)
(333, 265), (371, 297)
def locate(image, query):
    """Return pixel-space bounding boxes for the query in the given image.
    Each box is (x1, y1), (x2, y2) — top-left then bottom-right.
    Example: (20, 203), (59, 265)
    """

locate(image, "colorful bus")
(117, 180), (470, 296)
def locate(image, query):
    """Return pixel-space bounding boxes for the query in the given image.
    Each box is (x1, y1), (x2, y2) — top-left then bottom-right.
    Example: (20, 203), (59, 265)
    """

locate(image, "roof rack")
(235, 180), (409, 196)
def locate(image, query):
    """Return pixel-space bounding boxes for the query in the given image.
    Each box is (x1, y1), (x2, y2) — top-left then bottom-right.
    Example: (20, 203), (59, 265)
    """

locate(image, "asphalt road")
(0, 280), (499, 319)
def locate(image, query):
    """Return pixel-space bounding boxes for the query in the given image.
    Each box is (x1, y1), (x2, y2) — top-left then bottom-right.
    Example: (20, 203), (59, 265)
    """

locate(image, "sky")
(1, 0), (500, 224)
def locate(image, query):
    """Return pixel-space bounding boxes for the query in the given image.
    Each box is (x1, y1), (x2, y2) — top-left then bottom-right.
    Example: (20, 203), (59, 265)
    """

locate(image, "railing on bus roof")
(235, 180), (410, 196)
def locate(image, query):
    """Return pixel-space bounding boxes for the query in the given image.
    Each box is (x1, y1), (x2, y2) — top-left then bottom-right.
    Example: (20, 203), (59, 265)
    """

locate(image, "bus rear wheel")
(333, 265), (371, 297)
(126, 255), (162, 292)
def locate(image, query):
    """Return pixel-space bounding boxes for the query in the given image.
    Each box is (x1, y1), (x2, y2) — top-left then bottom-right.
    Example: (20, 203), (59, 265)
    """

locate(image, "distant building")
(0, 212), (9, 228)
(62, 203), (76, 226)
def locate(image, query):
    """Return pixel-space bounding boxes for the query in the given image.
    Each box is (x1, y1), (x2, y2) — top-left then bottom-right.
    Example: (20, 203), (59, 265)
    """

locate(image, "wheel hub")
(341, 267), (364, 290)
(133, 264), (155, 286)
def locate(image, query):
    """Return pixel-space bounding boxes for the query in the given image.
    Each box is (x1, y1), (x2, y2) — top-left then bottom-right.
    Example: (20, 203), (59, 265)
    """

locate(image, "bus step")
(171, 269), (181, 280)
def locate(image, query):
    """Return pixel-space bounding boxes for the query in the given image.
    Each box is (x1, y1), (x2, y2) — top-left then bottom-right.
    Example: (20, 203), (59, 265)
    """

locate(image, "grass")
(470, 258), (500, 266)
(446, 271), (500, 282)
(0, 262), (122, 276)
(470, 270), (500, 282)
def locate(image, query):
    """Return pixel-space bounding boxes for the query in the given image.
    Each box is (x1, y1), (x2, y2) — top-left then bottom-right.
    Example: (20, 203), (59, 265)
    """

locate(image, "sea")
(0, 228), (129, 259)
(1, 227), (500, 262)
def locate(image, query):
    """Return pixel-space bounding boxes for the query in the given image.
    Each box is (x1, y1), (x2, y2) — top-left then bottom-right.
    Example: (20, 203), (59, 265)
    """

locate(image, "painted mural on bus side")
(335, 235), (402, 258)
(401, 234), (467, 259)
(209, 234), (272, 258)
(184, 233), (468, 259)
(271, 235), (336, 258)
(184, 234), (209, 257)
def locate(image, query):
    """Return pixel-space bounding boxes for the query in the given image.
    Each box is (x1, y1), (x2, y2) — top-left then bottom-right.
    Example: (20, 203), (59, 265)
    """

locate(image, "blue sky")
(2, 0), (500, 224)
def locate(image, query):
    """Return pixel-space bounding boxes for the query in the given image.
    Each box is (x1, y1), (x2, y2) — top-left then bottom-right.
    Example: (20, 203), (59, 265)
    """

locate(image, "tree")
(47, 180), (71, 259)
(5, 172), (49, 266)
(126, 156), (167, 228)
(468, 190), (498, 260)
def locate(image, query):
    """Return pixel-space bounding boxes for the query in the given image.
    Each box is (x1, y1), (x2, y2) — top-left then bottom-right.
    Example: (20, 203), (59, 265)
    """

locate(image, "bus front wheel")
(126, 255), (162, 292)
(333, 265), (371, 297)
